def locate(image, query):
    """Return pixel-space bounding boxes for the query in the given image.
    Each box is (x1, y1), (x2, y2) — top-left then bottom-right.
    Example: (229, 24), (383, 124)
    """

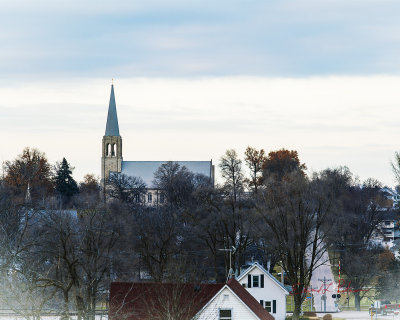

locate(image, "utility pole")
(219, 246), (236, 282)
(318, 276), (331, 312)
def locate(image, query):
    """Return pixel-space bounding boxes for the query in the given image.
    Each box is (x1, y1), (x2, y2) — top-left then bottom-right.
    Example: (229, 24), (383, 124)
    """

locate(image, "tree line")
(0, 146), (399, 320)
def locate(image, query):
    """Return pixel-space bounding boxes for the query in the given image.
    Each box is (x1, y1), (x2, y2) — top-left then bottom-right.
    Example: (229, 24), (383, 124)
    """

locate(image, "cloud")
(1, 1), (400, 77)
(0, 75), (399, 187)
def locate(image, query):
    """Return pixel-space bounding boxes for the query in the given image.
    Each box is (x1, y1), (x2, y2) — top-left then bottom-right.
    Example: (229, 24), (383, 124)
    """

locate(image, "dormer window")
(247, 273), (264, 288)
(253, 275), (259, 287)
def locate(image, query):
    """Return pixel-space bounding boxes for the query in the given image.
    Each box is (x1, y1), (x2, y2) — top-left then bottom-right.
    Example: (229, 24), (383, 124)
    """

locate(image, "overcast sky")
(1, 0), (400, 186)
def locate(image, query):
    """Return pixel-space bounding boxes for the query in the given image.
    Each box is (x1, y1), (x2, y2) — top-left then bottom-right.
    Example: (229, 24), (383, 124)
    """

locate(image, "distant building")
(381, 186), (400, 209)
(371, 211), (398, 246)
(368, 187), (400, 250)
(101, 84), (214, 203)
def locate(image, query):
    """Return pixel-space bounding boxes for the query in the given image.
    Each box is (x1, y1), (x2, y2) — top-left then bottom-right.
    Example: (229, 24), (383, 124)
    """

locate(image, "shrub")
(323, 314), (332, 320)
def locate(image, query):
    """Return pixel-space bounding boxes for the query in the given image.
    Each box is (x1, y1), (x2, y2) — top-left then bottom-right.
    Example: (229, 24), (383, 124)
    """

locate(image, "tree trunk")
(61, 290), (70, 320)
(88, 289), (96, 320)
(293, 293), (303, 320)
(354, 292), (361, 311)
(75, 294), (85, 320)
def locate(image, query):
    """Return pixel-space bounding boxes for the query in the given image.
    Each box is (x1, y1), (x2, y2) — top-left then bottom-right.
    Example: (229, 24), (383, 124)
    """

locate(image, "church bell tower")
(101, 83), (122, 187)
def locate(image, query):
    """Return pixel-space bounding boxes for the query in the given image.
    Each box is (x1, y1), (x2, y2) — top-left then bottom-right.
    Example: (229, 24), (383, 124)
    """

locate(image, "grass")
(286, 295), (315, 312)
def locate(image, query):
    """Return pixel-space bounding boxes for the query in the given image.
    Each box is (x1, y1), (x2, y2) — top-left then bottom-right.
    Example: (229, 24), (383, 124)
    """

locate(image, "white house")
(237, 262), (289, 320)
(109, 278), (274, 320)
(195, 278), (274, 320)
(381, 186), (400, 209)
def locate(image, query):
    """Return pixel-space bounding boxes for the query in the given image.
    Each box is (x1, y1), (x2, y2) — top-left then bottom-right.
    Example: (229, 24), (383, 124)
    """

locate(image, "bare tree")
(34, 206), (121, 320)
(255, 171), (333, 320)
(107, 173), (146, 204)
(0, 184), (57, 320)
(220, 149), (254, 275)
(132, 206), (189, 282)
(219, 149), (244, 202)
(244, 146), (266, 194)
(153, 161), (208, 208)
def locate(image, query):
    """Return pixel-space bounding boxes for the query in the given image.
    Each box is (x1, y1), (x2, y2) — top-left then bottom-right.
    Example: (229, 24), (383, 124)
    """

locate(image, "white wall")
(238, 266), (286, 320)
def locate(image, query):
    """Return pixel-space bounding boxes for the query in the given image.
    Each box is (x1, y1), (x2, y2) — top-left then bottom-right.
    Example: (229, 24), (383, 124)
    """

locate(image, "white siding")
(195, 287), (259, 320)
(238, 266), (287, 320)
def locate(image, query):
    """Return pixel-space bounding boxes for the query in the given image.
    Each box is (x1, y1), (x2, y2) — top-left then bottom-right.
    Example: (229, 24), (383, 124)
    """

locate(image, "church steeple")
(101, 82), (123, 188)
(105, 84), (120, 136)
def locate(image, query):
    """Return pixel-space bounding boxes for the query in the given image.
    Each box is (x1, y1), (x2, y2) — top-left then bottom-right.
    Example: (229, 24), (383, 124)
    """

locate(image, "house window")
(265, 301), (272, 312)
(253, 275), (259, 287)
(160, 193), (165, 203)
(147, 193), (152, 203)
(219, 309), (232, 320)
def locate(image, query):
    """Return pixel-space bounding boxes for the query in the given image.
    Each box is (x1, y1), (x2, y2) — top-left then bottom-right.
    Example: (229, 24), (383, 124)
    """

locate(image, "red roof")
(109, 279), (274, 320)
(109, 282), (224, 320)
(227, 278), (275, 320)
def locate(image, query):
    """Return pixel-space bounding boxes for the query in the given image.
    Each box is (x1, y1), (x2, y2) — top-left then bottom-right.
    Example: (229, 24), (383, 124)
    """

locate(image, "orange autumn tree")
(262, 148), (307, 181)
(4, 147), (54, 202)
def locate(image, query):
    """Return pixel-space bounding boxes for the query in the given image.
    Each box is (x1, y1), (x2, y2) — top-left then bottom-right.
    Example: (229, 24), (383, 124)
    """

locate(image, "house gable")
(194, 279), (274, 320)
(237, 263), (288, 320)
(237, 263), (288, 294)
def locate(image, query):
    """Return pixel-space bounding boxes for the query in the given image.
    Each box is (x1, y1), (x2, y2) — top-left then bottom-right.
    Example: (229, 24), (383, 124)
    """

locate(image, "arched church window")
(107, 143), (111, 156)
(112, 144), (116, 156)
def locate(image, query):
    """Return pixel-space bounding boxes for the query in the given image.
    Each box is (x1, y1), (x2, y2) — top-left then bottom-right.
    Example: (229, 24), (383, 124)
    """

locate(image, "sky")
(1, 0), (400, 186)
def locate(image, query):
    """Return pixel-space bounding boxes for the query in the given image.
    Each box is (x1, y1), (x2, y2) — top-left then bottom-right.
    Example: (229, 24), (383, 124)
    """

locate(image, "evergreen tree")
(55, 158), (79, 204)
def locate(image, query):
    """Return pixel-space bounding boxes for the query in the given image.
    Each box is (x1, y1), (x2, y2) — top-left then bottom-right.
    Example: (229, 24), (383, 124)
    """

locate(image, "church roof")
(121, 161), (212, 187)
(105, 84), (120, 136)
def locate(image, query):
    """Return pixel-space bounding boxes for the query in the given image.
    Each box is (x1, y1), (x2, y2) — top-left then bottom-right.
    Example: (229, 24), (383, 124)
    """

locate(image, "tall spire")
(105, 84), (120, 136)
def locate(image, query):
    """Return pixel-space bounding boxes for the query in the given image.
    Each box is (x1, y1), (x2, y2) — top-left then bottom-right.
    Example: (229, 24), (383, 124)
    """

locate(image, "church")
(101, 84), (215, 204)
